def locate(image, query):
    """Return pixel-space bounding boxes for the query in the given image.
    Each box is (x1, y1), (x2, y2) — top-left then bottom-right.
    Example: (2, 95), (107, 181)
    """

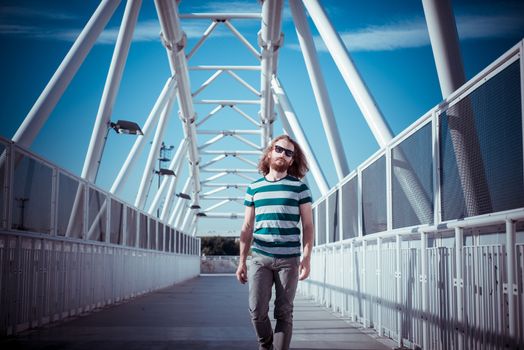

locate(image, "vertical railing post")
(505, 219), (517, 344)
(122, 204), (128, 246)
(421, 232), (429, 349)
(377, 237), (383, 336)
(350, 239), (355, 321)
(396, 234), (403, 347)
(339, 244), (344, 314)
(362, 239), (368, 327)
(105, 196), (111, 244)
(51, 169), (58, 236)
(455, 227), (464, 350)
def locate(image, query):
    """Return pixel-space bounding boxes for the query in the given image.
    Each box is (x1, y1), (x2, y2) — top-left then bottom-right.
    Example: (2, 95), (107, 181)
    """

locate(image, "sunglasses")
(274, 145), (294, 158)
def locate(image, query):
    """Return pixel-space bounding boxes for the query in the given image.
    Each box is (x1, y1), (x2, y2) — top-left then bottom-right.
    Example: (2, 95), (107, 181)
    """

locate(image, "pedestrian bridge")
(1, 0), (524, 349)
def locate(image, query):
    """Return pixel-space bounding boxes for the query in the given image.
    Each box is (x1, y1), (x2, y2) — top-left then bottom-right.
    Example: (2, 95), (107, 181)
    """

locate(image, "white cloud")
(289, 13), (524, 52)
(192, 1), (261, 13)
(0, 6), (78, 21)
(0, 14), (242, 44)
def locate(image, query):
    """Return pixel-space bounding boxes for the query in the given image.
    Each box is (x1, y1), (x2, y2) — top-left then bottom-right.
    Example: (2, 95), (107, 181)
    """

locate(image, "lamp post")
(144, 168), (176, 217)
(94, 119), (143, 182)
(158, 142), (174, 188)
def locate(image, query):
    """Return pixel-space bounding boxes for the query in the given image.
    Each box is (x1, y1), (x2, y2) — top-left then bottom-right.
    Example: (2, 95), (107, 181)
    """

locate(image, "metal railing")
(299, 40), (524, 349)
(0, 139), (201, 335)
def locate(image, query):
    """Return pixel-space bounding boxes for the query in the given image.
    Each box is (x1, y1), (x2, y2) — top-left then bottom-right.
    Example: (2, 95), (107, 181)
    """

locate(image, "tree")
(201, 236), (240, 256)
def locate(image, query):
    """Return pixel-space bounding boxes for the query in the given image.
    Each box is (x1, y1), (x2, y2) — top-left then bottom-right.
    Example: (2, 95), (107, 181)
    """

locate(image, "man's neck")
(266, 168), (288, 181)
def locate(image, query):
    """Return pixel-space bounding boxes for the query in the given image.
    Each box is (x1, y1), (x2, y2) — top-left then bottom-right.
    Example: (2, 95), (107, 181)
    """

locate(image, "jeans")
(248, 252), (300, 350)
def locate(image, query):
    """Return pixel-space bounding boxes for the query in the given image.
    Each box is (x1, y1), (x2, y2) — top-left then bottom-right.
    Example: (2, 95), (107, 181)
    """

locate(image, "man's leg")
(249, 254), (274, 350)
(272, 257), (300, 350)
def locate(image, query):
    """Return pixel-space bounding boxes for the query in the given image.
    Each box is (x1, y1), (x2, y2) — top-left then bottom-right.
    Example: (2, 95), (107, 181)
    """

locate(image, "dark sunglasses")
(274, 145), (294, 158)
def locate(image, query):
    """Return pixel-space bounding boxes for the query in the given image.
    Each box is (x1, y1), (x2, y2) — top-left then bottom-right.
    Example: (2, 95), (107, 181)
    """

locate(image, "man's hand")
(236, 262), (248, 284)
(298, 258), (310, 280)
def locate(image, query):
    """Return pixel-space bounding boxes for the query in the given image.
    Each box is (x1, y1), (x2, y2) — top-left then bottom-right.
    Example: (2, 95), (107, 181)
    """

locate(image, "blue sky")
(1, 0), (523, 235)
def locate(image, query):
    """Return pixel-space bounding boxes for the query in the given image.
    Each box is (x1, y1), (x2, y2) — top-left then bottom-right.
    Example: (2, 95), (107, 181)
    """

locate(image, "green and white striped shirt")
(244, 175), (312, 258)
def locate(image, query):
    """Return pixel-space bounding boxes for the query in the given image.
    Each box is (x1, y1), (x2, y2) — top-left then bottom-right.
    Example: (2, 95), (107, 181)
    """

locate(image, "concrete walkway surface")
(1, 275), (394, 349)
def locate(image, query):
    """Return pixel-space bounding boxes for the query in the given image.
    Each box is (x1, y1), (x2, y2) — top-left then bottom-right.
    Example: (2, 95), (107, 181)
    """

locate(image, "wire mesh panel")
(0, 142), (7, 230)
(110, 199), (124, 245)
(148, 218), (157, 250)
(341, 176), (358, 239)
(440, 60), (523, 221)
(158, 223), (164, 251)
(139, 214), (148, 249)
(327, 190), (339, 243)
(362, 156), (387, 235)
(87, 188), (107, 242)
(57, 174), (84, 238)
(317, 201), (326, 245)
(180, 234), (184, 254)
(392, 123), (433, 228)
(170, 228), (175, 252)
(11, 153), (53, 233)
(126, 207), (137, 247)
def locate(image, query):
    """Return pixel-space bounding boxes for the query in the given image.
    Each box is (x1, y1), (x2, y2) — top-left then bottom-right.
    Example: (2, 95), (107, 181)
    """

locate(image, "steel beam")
(154, 0), (201, 209)
(422, 0), (492, 216)
(12, 0), (121, 149)
(82, 0), (142, 183)
(190, 65), (260, 71)
(290, 0), (349, 180)
(302, 0), (393, 147)
(272, 77), (329, 195)
(259, 0), (284, 147)
(135, 94), (176, 209)
(148, 138), (188, 216)
(180, 13), (261, 20)
(110, 77), (176, 195)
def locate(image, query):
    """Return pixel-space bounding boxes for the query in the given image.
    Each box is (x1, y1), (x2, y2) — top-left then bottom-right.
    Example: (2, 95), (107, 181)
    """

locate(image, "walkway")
(2, 275), (394, 350)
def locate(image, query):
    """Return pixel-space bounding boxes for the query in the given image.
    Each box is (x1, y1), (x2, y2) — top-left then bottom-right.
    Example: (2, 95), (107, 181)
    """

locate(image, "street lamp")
(155, 168), (176, 176)
(109, 120), (143, 135)
(176, 192), (191, 200)
(94, 119), (143, 182)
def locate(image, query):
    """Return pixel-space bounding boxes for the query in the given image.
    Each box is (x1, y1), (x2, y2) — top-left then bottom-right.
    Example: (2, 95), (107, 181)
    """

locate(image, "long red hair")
(258, 135), (309, 179)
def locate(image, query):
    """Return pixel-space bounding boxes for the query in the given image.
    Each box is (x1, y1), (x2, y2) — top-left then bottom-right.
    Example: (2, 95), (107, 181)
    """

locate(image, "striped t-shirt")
(244, 175), (312, 258)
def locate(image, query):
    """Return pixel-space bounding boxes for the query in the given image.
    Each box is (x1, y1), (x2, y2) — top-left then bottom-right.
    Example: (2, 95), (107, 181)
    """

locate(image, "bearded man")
(236, 135), (314, 350)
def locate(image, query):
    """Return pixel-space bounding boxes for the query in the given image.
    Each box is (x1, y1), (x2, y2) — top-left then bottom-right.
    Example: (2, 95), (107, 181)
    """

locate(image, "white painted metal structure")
(1, 1), (523, 348)
(301, 43), (524, 349)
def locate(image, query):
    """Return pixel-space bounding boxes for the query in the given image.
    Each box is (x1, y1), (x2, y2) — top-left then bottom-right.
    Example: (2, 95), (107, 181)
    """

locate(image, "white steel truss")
(8, 0), (470, 238)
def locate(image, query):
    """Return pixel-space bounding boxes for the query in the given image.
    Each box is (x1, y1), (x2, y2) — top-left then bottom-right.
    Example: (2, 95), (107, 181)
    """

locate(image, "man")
(236, 135), (314, 350)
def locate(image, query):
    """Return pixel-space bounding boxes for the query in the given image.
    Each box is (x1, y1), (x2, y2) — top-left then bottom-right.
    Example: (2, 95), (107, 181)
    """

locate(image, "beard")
(270, 157), (291, 173)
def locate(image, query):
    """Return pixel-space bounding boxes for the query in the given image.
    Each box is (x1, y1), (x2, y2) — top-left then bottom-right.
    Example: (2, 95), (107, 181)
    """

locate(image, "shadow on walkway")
(1, 275), (393, 350)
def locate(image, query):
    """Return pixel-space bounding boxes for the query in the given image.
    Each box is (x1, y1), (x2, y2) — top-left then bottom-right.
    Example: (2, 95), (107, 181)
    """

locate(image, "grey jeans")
(248, 252), (300, 350)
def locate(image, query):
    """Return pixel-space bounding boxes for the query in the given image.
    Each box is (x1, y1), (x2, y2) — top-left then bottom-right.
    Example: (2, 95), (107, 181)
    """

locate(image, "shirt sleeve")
(298, 182), (312, 204)
(244, 183), (255, 207)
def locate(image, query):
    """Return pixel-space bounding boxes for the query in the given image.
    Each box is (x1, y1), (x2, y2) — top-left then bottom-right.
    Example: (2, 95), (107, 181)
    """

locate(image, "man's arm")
(299, 202), (314, 280)
(236, 205), (255, 284)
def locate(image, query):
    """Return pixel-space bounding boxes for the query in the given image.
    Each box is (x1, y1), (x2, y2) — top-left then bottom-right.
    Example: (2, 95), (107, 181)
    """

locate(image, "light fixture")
(196, 212), (207, 217)
(109, 120), (143, 135)
(176, 192), (191, 200)
(155, 168), (175, 176)
(190, 204), (201, 209)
